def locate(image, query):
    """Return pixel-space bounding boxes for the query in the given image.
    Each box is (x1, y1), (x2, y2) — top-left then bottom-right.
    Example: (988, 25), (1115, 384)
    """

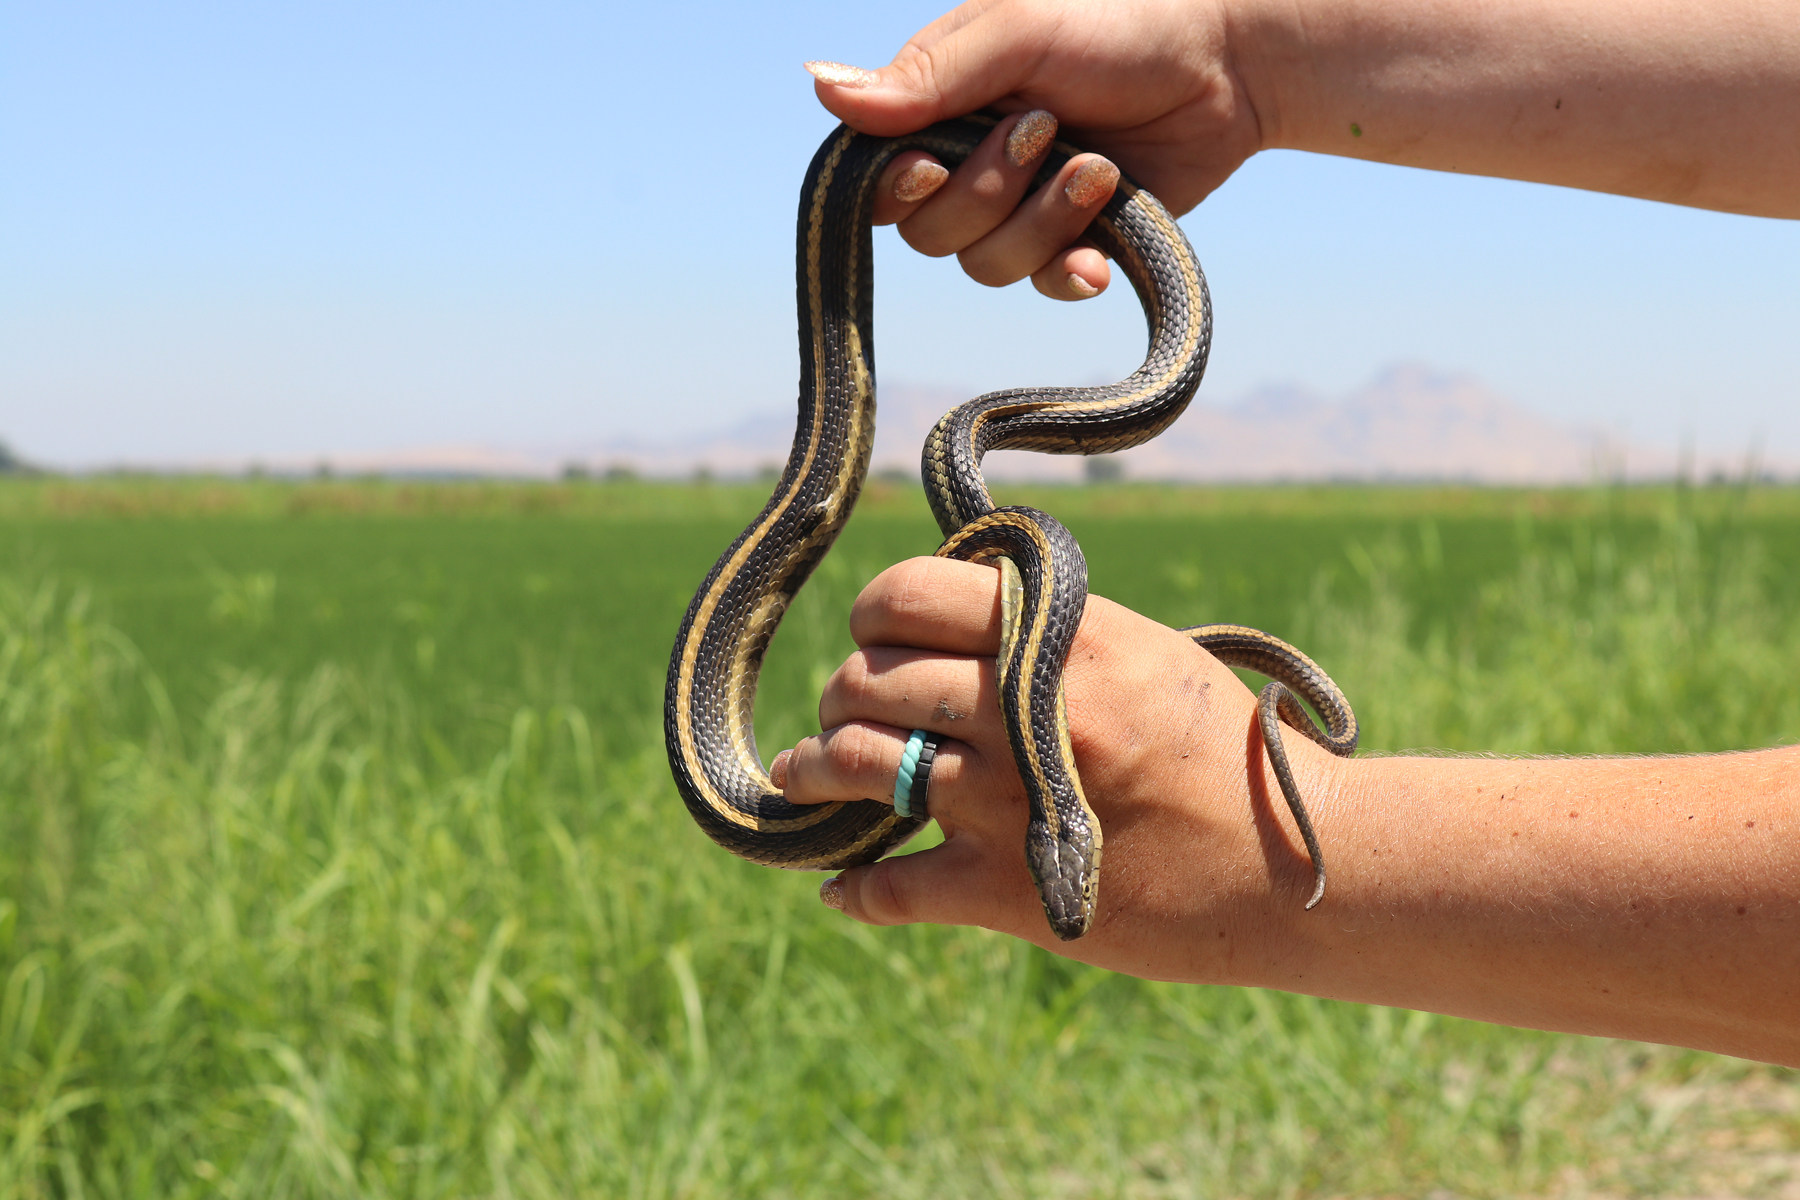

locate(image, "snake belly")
(665, 115), (1358, 941)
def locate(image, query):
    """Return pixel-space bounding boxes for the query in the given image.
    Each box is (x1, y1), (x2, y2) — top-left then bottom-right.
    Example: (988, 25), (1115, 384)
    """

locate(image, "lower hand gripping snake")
(665, 115), (1359, 941)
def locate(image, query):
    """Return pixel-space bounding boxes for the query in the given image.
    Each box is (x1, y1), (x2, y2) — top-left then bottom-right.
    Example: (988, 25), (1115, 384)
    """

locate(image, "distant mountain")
(128, 364), (1781, 482)
(568, 364), (1771, 484)
(0, 438), (41, 475)
(1104, 364), (1632, 484)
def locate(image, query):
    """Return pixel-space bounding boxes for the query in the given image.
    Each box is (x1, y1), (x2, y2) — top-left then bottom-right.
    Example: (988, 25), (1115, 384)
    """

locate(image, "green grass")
(0, 478), (1795, 1198)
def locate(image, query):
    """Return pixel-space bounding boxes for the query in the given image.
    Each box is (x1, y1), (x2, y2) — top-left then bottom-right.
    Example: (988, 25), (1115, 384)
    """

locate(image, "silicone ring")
(893, 729), (938, 819)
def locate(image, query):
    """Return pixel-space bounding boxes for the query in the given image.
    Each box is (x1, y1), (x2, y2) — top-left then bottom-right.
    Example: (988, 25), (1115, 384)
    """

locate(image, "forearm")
(792, 562), (1798, 1061)
(1253, 742), (1800, 1065)
(1227, 0), (1800, 216)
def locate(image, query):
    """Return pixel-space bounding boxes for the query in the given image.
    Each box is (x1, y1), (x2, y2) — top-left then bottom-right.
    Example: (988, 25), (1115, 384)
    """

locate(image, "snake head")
(1025, 825), (1098, 941)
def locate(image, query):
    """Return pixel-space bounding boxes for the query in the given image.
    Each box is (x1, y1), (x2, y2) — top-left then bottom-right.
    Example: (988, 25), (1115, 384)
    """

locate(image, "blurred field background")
(1, 476), (1797, 1198)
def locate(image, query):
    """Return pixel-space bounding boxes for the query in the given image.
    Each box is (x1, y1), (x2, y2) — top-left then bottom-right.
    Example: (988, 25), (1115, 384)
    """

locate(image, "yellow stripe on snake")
(665, 115), (1359, 941)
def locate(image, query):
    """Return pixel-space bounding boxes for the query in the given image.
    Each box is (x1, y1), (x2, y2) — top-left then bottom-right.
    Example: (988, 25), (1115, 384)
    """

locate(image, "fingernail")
(769, 749), (793, 789)
(820, 877), (847, 911)
(1005, 110), (1058, 167)
(893, 160), (949, 203)
(1065, 157), (1120, 208)
(1066, 273), (1100, 298)
(805, 60), (878, 88)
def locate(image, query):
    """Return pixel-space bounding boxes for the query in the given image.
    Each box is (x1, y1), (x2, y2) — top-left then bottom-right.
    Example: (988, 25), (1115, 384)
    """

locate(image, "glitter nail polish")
(804, 60), (877, 88)
(1005, 110), (1058, 167)
(820, 878), (848, 911)
(893, 160), (949, 203)
(1065, 157), (1120, 208)
(1067, 273), (1100, 298)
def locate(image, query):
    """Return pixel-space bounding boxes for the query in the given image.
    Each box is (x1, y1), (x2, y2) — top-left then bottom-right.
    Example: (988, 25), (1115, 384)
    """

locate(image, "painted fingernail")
(820, 877), (847, 911)
(805, 61), (878, 88)
(1065, 157), (1120, 208)
(1067, 273), (1100, 298)
(769, 749), (793, 789)
(1005, 110), (1058, 167)
(892, 160), (949, 203)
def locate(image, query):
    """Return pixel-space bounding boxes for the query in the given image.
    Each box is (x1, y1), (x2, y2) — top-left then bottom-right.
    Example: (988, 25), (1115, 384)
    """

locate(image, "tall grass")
(1304, 504), (1800, 756)
(0, 499), (1795, 1198)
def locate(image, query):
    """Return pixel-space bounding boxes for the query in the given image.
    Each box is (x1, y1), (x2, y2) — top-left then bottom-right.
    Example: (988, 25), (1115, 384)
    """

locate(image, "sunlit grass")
(12, 473), (1800, 523)
(1304, 506), (1800, 757)
(0, 485), (1795, 1197)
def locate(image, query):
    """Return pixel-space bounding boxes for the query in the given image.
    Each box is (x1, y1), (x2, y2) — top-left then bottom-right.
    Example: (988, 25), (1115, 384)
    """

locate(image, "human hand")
(772, 556), (1344, 985)
(806, 0), (1262, 301)
(771, 557), (1800, 1064)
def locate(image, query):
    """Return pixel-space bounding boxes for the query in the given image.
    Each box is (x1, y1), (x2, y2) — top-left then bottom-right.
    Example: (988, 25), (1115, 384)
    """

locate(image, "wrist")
(1248, 730), (1362, 982)
(1182, 716), (1360, 989)
(1216, 0), (1312, 153)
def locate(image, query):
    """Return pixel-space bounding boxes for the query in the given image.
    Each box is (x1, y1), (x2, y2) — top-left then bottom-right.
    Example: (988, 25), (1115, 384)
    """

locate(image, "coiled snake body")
(665, 115), (1358, 941)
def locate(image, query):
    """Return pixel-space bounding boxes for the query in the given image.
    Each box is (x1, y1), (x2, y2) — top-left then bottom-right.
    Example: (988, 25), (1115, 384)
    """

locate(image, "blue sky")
(3, 0), (1796, 467)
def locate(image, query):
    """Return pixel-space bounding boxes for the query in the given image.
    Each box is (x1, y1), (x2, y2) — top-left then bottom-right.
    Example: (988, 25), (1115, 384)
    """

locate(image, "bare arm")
(777, 558), (1800, 1066)
(1293, 742), (1800, 1063)
(809, 0), (1799, 301)
(1235, 0), (1800, 216)
(789, 2), (1800, 1062)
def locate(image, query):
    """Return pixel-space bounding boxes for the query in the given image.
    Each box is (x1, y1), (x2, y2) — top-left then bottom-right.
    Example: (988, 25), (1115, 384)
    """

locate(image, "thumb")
(806, 4), (1043, 135)
(823, 836), (1040, 933)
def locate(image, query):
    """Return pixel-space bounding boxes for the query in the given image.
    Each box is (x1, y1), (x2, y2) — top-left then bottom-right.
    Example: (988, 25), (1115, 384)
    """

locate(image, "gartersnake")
(665, 114), (1358, 941)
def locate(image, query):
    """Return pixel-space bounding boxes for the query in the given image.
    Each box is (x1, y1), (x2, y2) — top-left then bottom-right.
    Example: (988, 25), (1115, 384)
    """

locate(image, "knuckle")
(898, 221), (960, 259)
(836, 723), (893, 788)
(859, 861), (915, 925)
(816, 659), (856, 721)
(814, 721), (892, 794)
(828, 653), (876, 708)
(890, 36), (939, 95)
(850, 557), (942, 639)
(957, 247), (1020, 289)
(885, 555), (944, 598)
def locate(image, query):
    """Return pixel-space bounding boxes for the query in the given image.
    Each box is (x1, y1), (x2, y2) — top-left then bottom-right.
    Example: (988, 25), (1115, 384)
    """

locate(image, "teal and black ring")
(894, 730), (939, 819)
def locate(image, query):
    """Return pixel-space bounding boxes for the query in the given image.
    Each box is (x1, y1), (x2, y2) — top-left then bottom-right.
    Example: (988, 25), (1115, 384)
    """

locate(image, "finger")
(817, 646), (998, 739)
(776, 721), (982, 820)
(872, 151), (950, 226)
(957, 153), (1121, 288)
(897, 1), (989, 57)
(1032, 244), (1113, 300)
(848, 557), (1003, 655)
(824, 837), (1045, 936)
(893, 109), (1059, 259)
(805, 5), (1043, 136)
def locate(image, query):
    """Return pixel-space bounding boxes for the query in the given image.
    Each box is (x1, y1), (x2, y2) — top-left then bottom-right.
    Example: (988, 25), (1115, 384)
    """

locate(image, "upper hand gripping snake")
(665, 115), (1359, 941)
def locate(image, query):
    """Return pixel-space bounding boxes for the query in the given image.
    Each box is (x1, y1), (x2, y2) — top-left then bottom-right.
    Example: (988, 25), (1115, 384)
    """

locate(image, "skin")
(831, 0), (1800, 297)
(777, 560), (1800, 1067)
(783, 0), (1800, 1066)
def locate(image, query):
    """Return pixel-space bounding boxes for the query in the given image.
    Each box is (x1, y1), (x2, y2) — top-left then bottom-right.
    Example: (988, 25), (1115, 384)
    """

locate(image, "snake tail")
(1188, 624), (1360, 909)
(1259, 684), (1328, 910)
(939, 508), (1099, 941)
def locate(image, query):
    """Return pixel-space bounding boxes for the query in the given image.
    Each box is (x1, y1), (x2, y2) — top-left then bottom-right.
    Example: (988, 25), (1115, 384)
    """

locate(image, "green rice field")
(0, 475), (1795, 1198)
